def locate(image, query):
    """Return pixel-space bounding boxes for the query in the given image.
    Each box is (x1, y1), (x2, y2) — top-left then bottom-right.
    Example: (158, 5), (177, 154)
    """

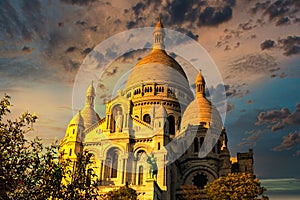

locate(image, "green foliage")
(204, 173), (268, 200)
(65, 150), (99, 199)
(0, 95), (138, 199)
(105, 185), (137, 200)
(0, 95), (99, 199)
(181, 185), (203, 200)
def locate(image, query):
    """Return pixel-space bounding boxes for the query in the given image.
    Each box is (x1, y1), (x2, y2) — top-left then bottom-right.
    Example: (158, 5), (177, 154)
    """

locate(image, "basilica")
(59, 18), (254, 200)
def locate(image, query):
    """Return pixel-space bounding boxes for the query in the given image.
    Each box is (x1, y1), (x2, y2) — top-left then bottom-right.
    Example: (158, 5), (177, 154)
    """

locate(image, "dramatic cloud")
(255, 104), (300, 132)
(278, 36), (300, 56)
(199, 6), (233, 26)
(0, 0), (44, 40)
(259, 36), (300, 56)
(238, 20), (257, 31)
(276, 17), (290, 26)
(224, 53), (277, 86)
(251, 0), (300, 22)
(175, 28), (199, 41)
(216, 28), (242, 49)
(239, 129), (264, 146)
(158, 0), (235, 27)
(261, 40), (275, 50)
(273, 131), (300, 151)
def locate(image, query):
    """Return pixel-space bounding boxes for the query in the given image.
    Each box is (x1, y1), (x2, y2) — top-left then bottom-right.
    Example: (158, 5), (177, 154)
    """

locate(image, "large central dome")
(134, 49), (187, 79)
(125, 18), (189, 92)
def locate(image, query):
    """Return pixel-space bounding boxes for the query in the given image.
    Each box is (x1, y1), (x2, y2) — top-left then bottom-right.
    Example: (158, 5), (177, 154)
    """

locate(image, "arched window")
(192, 173), (208, 189)
(111, 151), (118, 178)
(194, 138), (199, 153)
(138, 166), (143, 185)
(106, 148), (120, 179)
(168, 115), (175, 135)
(143, 114), (151, 124)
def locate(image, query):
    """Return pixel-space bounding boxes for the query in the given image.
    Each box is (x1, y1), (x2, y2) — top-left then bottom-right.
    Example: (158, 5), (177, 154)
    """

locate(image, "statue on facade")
(115, 108), (123, 132)
(147, 154), (158, 180)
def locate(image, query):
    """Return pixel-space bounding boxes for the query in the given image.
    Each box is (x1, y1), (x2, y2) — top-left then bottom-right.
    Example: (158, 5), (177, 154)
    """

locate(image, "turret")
(81, 81), (100, 128)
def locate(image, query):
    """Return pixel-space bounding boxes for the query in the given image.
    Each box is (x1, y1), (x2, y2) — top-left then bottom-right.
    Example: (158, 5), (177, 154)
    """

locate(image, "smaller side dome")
(81, 107), (100, 128)
(180, 97), (212, 130)
(180, 71), (222, 130)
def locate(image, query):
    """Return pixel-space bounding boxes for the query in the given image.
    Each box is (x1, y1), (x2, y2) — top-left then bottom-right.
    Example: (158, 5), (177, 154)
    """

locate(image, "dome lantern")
(153, 16), (165, 50)
(196, 70), (205, 97)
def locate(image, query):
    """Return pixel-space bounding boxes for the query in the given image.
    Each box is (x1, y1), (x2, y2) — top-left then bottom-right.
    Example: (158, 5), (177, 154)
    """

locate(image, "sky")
(1, 0), (300, 196)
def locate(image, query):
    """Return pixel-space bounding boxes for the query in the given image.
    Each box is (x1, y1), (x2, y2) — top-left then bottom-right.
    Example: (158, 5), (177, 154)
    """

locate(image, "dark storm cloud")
(260, 40), (275, 50)
(251, 0), (300, 23)
(82, 47), (93, 55)
(132, 2), (146, 16)
(63, 59), (80, 72)
(65, 46), (77, 53)
(175, 28), (199, 41)
(251, 1), (269, 14)
(273, 131), (300, 151)
(255, 104), (300, 132)
(276, 17), (290, 26)
(168, 0), (199, 24)
(198, 6), (232, 26)
(278, 36), (300, 56)
(158, 0), (235, 27)
(0, 1), (41, 40)
(60, 0), (96, 6)
(126, 21), (137, 29)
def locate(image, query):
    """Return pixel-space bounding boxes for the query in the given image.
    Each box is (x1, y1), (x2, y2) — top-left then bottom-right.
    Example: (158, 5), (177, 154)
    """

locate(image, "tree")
(0, 94), (39, 199)
(204, 173), (268, 200)
(105, 185), (137, 200)
(180, 185), (203, 200)
(0, 95), (99, 199)
(65, 150), (99, 200)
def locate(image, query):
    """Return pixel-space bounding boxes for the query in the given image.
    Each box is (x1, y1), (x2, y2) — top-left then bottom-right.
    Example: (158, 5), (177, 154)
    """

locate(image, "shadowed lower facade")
(59, 18), (254, 200)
